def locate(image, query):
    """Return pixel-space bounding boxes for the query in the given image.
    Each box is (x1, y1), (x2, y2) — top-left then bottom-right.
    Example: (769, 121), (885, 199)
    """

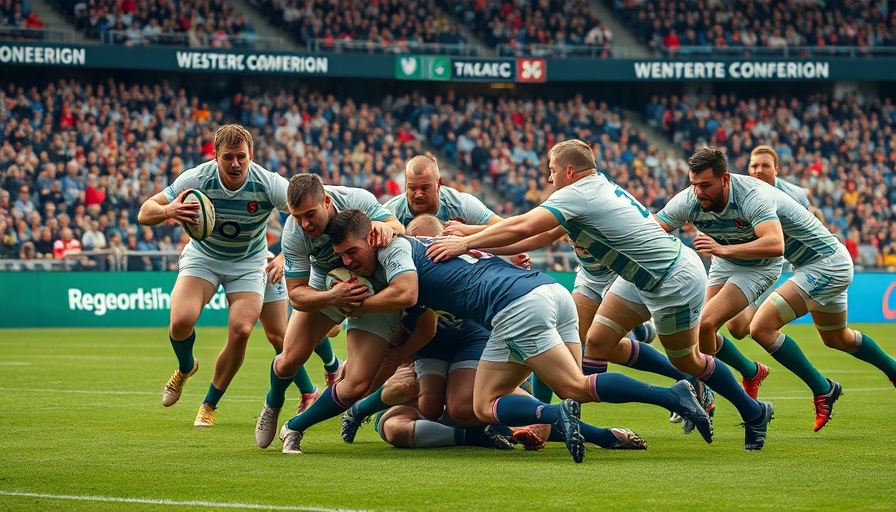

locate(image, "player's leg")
(416, 361), (449, 421)
(314, 333), (343, 386)
(377, 405), (513, 450)
(703, 282), (768, 396)
(163, 274), (217, 407)
(750, 281), (834, 392)
(444, 367), (479, 426)
(573, 270), (612, 376)
(727, 304), (757, 340)
(815, 309), (896, 386)
(195, 290), (263, 426)
(342, 365), (420, 443)
(586, 285), (690, 382)
(280, 311), (398, 454)
(258, 297), (318, 413)
(255, 309), (335, 448)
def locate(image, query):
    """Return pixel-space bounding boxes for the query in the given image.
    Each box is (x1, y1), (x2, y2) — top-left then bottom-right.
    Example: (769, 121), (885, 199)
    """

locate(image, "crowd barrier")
(0, 271), (893, 328)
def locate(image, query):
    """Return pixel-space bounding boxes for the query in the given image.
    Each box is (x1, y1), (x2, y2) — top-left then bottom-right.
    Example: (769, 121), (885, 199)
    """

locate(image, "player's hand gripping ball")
(325, 267), (375, 316)
(181, 189), (216, 241)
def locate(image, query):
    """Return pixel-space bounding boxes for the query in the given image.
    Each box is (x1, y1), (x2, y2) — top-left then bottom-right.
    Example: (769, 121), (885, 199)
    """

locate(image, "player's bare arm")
(693, 220), (785, 259)
(348, 272), (418, 317)
(427, 208), (560, 262)
(286, 275), (370, 312)
(441, 214), (502, 236)
(138, 190), (200, 226)
(368, 217), (406, 248)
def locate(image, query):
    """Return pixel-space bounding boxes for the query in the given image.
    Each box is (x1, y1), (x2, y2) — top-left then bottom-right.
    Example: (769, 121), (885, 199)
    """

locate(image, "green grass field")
(1, 324), (895, 511)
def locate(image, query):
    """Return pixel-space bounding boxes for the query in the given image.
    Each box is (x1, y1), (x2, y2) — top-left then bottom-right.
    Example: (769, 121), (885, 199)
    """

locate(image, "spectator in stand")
(53, 227), (82, 260)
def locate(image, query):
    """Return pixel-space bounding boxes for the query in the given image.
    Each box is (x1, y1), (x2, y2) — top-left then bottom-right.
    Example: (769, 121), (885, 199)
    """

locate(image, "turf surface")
(1, 324), (894, 511)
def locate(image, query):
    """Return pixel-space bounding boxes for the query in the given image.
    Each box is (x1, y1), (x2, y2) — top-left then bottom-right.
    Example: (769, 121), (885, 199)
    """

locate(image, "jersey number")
(614, 187), (650, 218)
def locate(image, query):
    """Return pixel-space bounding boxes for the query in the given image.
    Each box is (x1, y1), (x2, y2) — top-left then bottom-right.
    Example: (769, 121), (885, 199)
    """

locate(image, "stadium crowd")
(449, 0), (612, 55)
(1, 0), (45, 38)
(253, 0), (467, 53)
(608, 0), (896, 56)
(48, 0), (258, 47)
(1, 80), (895, 270)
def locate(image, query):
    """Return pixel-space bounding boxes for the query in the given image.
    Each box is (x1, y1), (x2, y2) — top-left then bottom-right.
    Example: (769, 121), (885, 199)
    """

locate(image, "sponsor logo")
(734, 218), (750, 229)
(632, 61), (830, 80)
(395, 56), (450, 81)
(517, 58), (546, 82)
(67, 287), (227, 316)
(452, 59), (514, 81)
(0, 45), (86, 65)
(247, 201), (259, 214)
(175, 52), (328, 74)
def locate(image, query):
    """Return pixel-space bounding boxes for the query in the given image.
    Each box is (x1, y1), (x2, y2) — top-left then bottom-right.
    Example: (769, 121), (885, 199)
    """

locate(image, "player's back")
(408, 237), (555, 329)
(774, 178), (811, 209)
(543, 173), (682, 292)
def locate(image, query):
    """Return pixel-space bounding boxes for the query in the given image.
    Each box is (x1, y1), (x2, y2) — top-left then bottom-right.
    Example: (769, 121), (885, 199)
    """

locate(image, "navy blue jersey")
(408, 237), (556, 329)
(402, 305), (488, 361)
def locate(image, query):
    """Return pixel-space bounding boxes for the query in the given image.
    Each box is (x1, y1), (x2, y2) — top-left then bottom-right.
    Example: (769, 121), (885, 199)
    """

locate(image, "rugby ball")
(182, 189), (216, 241)
(325, 267), (375, 316)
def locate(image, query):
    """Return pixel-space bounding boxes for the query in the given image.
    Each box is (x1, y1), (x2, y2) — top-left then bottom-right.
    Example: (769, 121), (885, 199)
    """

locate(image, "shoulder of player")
(382, 193), (406, 212)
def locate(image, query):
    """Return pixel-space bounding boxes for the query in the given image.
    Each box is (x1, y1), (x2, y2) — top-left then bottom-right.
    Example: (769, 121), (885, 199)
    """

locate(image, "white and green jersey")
(774, 177), (811, 209)
(657, 173), (782, 268)
(163, 160), (288, 262)
(769, 185), (839, 267)
(383, 186), (496, 227)
(283, 186), (395, 279)
(541, 173), (681, 292)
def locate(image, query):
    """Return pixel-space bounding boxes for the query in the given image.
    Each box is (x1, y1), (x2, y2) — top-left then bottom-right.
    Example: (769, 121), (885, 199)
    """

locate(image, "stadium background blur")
(1, 0), (895, 297)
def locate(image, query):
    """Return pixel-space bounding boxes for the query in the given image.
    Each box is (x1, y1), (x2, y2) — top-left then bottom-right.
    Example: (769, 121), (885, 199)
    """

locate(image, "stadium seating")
(607, 0), (896, 57)
(252, 0), (469, 54)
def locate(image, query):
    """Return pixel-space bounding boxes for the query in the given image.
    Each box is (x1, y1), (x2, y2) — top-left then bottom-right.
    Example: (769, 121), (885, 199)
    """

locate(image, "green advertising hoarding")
(0, 272), (229, 328)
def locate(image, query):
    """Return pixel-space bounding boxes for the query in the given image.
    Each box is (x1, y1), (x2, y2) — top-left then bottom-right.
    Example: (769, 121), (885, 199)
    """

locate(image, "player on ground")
(342, 215), (648, 453)
(655, 147), (784, 404)
(137, 124), (289, 427)
(253, 173), (413, 454)
(428, 139), (773, 451)
(333, 209), (710, 462)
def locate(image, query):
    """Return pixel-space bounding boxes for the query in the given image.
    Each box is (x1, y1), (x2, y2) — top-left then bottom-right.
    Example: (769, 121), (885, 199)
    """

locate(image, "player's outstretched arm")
(427, 208), (560, 262)
(138, 190), (199, 227)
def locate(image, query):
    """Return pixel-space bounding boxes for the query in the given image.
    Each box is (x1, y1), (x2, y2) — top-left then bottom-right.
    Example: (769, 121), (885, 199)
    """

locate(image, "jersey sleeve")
(655, 188), (693, 230)
(539, 186), (589, 224)
(353, 189), (394, 222)
(459, 192), (498, 225)
(266, 171), (290, 213)
(162, 167), (202, 202)
(743, 188), (780, 227)
(281, 216), (312, 279)
(378, 237), (417, 283)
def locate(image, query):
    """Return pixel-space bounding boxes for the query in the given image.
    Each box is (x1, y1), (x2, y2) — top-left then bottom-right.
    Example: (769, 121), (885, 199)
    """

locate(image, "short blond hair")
(214, 124), (254, 155)
(405, 154), (440, 179)
(406, 214), (444, 237)
(750, 145), (779, 169)
(548, 139), (596, 171)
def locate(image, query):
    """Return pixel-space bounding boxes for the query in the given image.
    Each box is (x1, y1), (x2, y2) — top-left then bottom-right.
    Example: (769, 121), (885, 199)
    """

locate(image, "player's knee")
(819, 331), (852, 351)
(445, 397), (477, 425)
(339, 377), (375, 403)
(169, 315), (196, 339)
(698, 317), (721, 338)
(417, 394), (445, 421)
(473, 399), (497, 424)
(229, 321), (255, 341)
(726, 320), (749, 340)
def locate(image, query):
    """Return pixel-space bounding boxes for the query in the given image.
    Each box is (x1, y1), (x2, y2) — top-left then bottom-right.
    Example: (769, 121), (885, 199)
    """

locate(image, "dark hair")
(329, 209), (371, 245)
(287, 173), (326, 209)
(688, 147), (729, 177)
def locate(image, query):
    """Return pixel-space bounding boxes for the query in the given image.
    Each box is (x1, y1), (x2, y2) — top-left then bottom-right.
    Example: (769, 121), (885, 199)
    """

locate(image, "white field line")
(0, 490), (370, 512)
